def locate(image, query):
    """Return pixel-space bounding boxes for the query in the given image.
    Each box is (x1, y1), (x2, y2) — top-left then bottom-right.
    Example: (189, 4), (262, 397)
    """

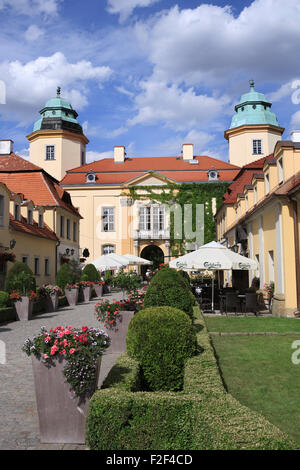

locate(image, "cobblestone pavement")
(0, 290), (124, 450)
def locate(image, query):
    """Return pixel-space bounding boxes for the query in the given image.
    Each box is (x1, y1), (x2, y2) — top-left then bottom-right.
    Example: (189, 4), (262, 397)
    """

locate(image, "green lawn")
(212, 334), (300, 443)
(205, 315), (300, 333)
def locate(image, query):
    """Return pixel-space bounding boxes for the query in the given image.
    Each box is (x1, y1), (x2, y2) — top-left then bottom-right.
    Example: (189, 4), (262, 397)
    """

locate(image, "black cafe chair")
(244, 293), (260, 316)
(225, 293), (240, 316)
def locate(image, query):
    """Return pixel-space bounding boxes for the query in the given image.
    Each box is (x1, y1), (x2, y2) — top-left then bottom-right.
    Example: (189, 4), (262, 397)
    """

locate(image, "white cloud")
(137, 0), (300, 86)
(127, 80), (230, 131)
(0, 52), (112, 122)
(107, 0), (160, 23)
(115, 85), (135, 99)
(86, 150), (109, 163)
(290, 111), (300, 130)
(106, 126), (128, 138)
(15, 147), (29, 159)
(24, 25), (44, 42)
(0, 0), (61, 16)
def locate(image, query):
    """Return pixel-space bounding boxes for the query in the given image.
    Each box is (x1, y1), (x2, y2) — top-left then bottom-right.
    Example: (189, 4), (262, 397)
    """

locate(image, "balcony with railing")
(133, 228), (170, 240)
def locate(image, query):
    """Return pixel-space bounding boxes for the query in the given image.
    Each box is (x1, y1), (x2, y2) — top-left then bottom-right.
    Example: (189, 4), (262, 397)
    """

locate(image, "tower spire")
(57, 86), (61, 98)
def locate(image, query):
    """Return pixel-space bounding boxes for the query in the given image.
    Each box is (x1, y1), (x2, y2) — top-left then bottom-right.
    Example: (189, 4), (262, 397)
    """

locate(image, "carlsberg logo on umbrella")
(238, 262), (251, 269)
(204, 261), (222, 269)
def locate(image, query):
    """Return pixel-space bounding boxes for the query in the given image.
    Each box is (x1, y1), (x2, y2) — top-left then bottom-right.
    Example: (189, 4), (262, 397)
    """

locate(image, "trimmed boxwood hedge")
(86, 306), (298, 450)
(127, 306), (197, 391)
(81, 264), (100, 282)
(144, 268), (195, 320)
(5, 262), (36, 293)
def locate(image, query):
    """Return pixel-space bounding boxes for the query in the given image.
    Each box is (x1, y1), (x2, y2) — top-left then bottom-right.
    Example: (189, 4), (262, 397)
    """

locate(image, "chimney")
(114, 145), (125, 163)
(0, 139), (13, 155)
(182, 143), (193, 161)
(290, 131), (300, 142)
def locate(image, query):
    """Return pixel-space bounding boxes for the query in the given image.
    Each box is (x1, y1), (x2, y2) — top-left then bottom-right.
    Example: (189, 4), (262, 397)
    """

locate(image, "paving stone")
(0, 290), (124, 450)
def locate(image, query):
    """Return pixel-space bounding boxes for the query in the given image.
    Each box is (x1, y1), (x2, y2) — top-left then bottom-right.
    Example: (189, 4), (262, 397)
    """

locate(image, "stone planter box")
(101, 311), (134, 353)
(64, 288), (79, 307)
(32, 356), (101, 444)
(14, 296), (33, 321)
(94, 284), (103, 298)
(45, 293), (59, 313)
(82, 286), (91, 303)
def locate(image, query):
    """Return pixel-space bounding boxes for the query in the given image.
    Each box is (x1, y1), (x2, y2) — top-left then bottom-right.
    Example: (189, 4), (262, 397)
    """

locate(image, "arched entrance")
(140, 245), (165, 277)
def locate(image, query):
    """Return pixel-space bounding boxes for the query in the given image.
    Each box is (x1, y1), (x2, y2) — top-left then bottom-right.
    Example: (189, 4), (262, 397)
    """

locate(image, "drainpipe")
(291, 198), (300, 312)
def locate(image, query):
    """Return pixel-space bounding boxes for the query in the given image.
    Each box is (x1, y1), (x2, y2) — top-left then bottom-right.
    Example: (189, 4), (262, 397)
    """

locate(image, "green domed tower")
(225, 80), (284, 167)
(27, 88), (89, 181)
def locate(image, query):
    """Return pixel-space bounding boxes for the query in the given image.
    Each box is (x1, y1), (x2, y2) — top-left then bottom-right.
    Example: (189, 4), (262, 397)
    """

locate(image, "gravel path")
(0, 290), (124, 450)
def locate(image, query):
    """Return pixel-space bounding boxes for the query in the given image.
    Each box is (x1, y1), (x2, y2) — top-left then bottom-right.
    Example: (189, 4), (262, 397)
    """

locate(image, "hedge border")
(86, 306), (298, 450)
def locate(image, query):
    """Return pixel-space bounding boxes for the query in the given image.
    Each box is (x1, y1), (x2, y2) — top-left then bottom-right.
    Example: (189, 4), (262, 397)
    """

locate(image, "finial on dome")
(57, 86), (61, 97)
(249, 79), (255, 89)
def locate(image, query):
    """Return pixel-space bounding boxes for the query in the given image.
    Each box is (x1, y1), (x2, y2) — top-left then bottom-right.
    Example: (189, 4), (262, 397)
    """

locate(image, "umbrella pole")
(212, 271), (215, 312)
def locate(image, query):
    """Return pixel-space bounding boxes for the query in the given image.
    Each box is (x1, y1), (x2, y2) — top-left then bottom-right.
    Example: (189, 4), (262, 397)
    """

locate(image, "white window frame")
(253, 139), (262, 155)
(102, 244), (115, 255)
(139, 205), (165, 231)
(102, 207), (115, 232)
(22, 255), (29, 265)
(45, 145), (55, 161)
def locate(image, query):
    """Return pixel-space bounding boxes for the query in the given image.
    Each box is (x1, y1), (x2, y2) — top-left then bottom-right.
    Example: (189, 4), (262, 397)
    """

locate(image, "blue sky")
(1, 0), (300, 164)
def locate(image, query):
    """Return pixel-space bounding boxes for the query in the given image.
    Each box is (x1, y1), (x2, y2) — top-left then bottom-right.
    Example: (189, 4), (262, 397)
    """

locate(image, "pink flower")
(69, 348), (76, 354)
(43, 354), (49, 359)
(45, 336), (51, 342)
(50, 345), (58, 355)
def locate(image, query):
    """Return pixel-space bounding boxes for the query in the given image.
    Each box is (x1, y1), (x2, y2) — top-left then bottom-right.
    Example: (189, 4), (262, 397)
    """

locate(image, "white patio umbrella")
(108, 253), (131, 266)
(90, 254), (127, 271)
(169, 241), (258, 311)
(123, 254), (152, 266)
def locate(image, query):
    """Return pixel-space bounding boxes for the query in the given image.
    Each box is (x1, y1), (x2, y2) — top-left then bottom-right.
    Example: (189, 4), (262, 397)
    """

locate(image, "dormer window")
(28, 209), (33, 225)
(86, 172), (96, 183)
(38, 213), (43, 228)
(14, 203), (20, 221)
(208, 169), (219, 181)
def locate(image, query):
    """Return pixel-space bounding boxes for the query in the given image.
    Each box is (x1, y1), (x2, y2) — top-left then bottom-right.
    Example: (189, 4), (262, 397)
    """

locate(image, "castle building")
(27, 92), (240, 268)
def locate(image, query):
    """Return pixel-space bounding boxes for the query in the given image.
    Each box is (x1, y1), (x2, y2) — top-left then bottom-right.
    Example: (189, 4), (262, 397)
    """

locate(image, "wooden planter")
(94, 284), (103, 298)
(64, 288), (79, 307)
(82, 286), (91, 303)
(31, 356), (101, 444)
(45, 292), (59, 313)
(14, 296), (33, 321)
(101, 311), (134, 353)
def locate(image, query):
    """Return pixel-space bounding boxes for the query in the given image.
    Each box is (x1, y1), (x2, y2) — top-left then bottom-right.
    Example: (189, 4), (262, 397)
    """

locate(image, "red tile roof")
(9, 214), (58, 241)
(0, 154), (81, 217)
(61, 155), (240, 186)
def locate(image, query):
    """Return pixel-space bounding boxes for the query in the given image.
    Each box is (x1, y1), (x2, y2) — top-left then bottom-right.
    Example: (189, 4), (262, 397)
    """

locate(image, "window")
(28, 209), (33, 225)
(73, 221), (77, 242)
(60, 215), (65, 237)
(102, 245), (115, 255)
(139, 207), (151, 231)
(34, 257), (40, 275)
(45, 145), (55, 160)
(14, 204), (20, 221)
(0, 195), (4, 226)
(22, 256), (29, 265)
(139, 206), (165, 231)
(208, 170), (219, 181)
(38, 213), (43, 228)
(67, 219), (71, 239)
(265, 173), (270, 194)
(86, 172), (96, 183)
(278, 157), (283, 183)
(102, 207), (115, 232)
(45, 258), (50, 276)
(253, 140), (262, 155)
(153, 206), (165, 231)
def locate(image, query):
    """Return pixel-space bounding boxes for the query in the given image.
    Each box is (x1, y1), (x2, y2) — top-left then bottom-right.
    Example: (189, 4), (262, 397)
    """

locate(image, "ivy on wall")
(126, 182), (229, 255)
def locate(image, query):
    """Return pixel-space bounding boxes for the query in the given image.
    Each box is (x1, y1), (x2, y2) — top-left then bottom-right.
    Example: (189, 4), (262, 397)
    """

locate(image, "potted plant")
(39, 285), (62, 312)
(94, 299), (134, 353)
(22, 325), (110, 443)
(64, 283), (79, 307)
(79, 279), (93, 303)
(93, 280), (104, 298)
(10, 289), (37, 321)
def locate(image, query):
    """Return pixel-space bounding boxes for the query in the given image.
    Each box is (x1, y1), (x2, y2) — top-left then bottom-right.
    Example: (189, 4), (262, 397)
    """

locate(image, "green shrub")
(5, 262), (36, 293)
(126, 306), (197, 391)
(55, 263), (78, 290)
(0, 291), (9, 307)
(102, 353), (141, 392)
(144, 268), (194, 319)
(81, 264), (100, 282)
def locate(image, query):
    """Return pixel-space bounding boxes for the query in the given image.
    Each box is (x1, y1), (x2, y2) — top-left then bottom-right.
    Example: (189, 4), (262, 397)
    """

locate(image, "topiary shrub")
(0, 291), (10, 307)
(144, 268), (194, 320)
(126, 306), (197, 391)
(81, 264), (100, 282)
(55, 263), (78, 290)
(5, 262), (36, 293)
